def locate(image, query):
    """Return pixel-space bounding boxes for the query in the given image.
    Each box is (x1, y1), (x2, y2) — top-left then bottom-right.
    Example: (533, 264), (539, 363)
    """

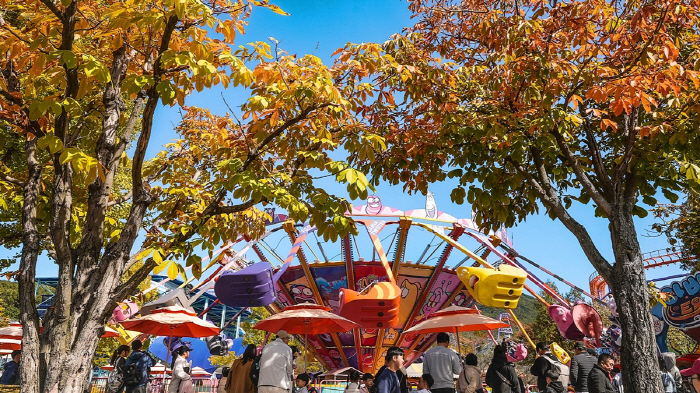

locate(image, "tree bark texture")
(607, 208), (664, 393)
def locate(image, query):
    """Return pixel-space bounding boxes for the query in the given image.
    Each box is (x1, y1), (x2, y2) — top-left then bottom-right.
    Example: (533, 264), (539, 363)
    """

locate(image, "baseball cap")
(574, 341), (586, 350)
(277, 330), (290, 339)
(681, 358), (700, 376)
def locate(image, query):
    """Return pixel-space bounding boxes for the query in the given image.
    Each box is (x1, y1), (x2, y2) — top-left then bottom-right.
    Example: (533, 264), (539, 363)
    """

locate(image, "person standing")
(417, 374), (435, 393)
(662, 352), (684, 393)
(360, 373), (374, 393)
(218, 368), (230, 393)
(423, 333), (462, 393)
(570, 341), (596, 393)
(680, 358), (700, 393)
(587, 354), (615, 393)
(610, 367), (622, 393)
(543, 370), (565, 393)
(258, 331), (294, 393)
(457, 353), (482, 393)
(169, 346), (193, 393)
(485, 345), (520, 393)
(376, 347), (405, 393)
(0, 350), (20, 385)
(530, 343), (555, 393)
(346, 370), (362, 393)
(106, 345), (131, 393)
(124, 340), (156, 393)
(660, 357), (677, 393)
(227, 344), (257, 393)
(295, 374), (311, 393)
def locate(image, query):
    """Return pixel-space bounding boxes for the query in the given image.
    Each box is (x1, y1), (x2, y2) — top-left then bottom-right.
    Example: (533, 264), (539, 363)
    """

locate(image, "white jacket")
(169, 356), (192, 393)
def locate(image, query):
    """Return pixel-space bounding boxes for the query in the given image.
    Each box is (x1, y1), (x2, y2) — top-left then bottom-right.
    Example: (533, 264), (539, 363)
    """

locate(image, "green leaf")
(632, 205), (648, 218)
(156, 81), (176, 106)
(662, 189), (679, 203)
(56, 50), (78, 69)
(37, 135), (64, 154)
(174, 0), (187, 19)
(58, 148), (82, 165)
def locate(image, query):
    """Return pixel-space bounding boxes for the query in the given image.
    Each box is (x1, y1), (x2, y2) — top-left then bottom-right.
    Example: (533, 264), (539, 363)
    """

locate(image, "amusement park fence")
(88, 377), (221, 392)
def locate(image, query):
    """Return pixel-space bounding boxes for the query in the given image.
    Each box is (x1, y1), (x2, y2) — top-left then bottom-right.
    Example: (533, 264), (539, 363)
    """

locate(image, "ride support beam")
(392, 217), (412, 278)
(283, 222), (350, 368)
(395, 224), (465, 349)
(274, 280), (337, 370)
(343, 234), (365, 372)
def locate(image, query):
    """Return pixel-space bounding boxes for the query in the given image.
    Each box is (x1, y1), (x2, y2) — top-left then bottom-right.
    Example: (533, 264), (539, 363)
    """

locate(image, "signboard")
(661, 272), (700, 329)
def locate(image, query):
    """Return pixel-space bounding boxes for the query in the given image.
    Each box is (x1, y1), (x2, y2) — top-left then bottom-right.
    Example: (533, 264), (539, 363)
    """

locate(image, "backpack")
(105, 368), (124, 393)
(123, 353), (146, 386)
(543, 355), (570, 387)
(249, 355), (262, 386)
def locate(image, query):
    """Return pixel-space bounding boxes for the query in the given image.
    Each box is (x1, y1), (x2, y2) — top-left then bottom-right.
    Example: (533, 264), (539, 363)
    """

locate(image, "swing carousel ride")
(100, 192), (647, 374)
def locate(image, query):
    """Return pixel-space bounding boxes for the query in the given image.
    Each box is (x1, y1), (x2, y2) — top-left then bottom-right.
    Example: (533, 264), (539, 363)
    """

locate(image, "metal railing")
(89, 377), (221, 393)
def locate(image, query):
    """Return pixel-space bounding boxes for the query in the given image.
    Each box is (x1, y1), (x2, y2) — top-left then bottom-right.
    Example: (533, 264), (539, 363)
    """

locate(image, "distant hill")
(478, 293), (538, 325)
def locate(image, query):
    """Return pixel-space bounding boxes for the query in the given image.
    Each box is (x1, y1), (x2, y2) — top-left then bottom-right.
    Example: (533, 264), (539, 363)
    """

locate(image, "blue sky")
(1, 0), (685, 297)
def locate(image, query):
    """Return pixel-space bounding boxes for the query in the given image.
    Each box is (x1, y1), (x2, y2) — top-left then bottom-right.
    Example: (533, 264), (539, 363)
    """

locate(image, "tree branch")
(38, 0), (64, 21)
(505, 156), (612, 278)
(549, 129), (613, 216)
(614, 107), (639, 186)
(579, 106), (614, 198)
(0, 171), (24, 187)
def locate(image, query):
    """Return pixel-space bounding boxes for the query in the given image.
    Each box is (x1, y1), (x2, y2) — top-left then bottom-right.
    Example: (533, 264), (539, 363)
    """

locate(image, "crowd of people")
(228, 331), (700, 393)
(5, 329), (700, 393)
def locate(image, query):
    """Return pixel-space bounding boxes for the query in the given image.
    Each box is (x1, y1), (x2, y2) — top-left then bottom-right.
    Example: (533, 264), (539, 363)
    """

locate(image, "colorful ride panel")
(272, 261), (472, 373)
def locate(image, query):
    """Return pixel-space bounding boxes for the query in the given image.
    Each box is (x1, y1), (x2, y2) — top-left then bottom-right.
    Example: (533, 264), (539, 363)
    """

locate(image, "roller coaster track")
(588, 250), (696, 299)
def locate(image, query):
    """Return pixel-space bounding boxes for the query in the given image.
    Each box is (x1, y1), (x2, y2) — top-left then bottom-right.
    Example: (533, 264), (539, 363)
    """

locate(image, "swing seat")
(110, 300), (139, 324)
(115, 325), (141, 345)
(550, 342), (571, 364)
(572, 303), (603, 347)
(214, 262), (277, 307)
(457, 264), (526, 309)
(548, 305), (585, 341)
(141, 288), (191, 315)
(338, 281), (401, 328)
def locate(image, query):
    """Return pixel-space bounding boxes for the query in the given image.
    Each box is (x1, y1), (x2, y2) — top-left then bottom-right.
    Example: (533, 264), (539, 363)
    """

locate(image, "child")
(346, 370), (362, 393)
(417, 374), (434, 393)
(296, 373), (311, 393)
(360, 373), (375, 393)
(544, 369), (565, 393)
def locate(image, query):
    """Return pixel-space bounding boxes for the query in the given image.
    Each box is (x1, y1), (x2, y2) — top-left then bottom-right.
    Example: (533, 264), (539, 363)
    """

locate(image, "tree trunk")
(40, 324), (103, 393)
(607, 207), (664, 393)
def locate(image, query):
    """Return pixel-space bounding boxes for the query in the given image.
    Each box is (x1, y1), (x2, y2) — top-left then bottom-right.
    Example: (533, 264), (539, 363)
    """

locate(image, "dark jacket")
(570, 352), (597, 391)
(486, 360), (520, 393)
(530, 353), (555, 391)
(125, 351), (155, 387)
(587, 365), (615, 393)
(544, 381), (565, 393)
(0, 360), (19, 385)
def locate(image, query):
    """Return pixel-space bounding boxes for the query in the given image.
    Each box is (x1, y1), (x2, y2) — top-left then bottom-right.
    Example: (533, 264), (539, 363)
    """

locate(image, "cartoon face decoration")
(401, 280), (421, 299)
(452, 292), (468, 307)
(422, 280), (450, 316)
(652, 314), (665, 335)
(362, 353), (374, 366)
(290, 284), (315, 304)
(425, 191), (437, 218)
(366, 195), (383, 215)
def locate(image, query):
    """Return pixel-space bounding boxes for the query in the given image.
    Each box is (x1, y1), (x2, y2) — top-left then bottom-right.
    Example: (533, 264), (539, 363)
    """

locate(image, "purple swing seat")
(214, 262), (278, 307)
